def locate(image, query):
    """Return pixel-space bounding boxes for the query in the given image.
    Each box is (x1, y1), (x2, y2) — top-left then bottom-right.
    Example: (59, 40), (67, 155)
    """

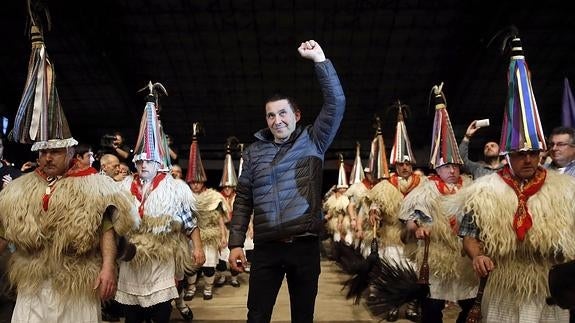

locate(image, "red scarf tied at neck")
(497, 166), (546, 241)
(130, 173), (167, 218)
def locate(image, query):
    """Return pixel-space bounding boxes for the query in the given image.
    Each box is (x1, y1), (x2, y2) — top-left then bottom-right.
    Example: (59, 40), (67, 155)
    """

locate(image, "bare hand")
(2, 175), (12, 188)
(229, 247), (247, 273)
(369, 209), (381, 225)
(465, 120), (481, 138)
(472, 255), (494, 277)
(415, 226), (431, 240)
(193, 248), (206, 267)
(93, 266), (117, 301)
(297, 40), (326, 63)
(355, 228), (364, 240)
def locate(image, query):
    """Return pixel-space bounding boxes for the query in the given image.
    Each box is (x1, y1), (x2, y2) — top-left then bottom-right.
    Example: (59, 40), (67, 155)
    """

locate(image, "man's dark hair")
(74, 143), (92, 158)
(265, 94), (301, 113)
(549, 126), (575, 144)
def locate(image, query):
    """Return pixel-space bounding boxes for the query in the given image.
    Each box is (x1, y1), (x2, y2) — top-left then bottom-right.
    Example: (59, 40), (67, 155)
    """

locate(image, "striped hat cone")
(219, 139), (238, 187)
(12, 25), (77, 151)
(132, 82), (169, 167)
(499, 36), (546, 154)
(349, 142), (365, 185)
(336, 153), (349, 189)
(389, 100), (416, 165)
(429, 83), (463, 169)
(368, 116), (390, 180)
(186, 122), (207, 183)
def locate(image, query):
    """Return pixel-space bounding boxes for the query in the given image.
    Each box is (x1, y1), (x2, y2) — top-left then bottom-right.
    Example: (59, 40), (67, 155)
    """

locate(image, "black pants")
(123, 301), (172, 323)
(421, 298), (474, 323)
(247, 236), (321, 323)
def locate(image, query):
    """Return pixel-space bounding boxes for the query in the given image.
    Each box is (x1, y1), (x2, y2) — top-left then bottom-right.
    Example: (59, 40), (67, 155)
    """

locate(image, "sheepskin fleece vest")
(399, 176), (477, 289)
(365, 180), (404, 247)
(194, 188), (226, 248)
(455, 170), (575, 304)
(0, 171), (137, 301)
(121, 175), (196, 272)
(323, 193), (349, 233)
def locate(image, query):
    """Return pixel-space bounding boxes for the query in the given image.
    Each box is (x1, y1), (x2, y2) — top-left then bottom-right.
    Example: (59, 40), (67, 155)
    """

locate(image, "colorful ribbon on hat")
(499, 38), (546, 153)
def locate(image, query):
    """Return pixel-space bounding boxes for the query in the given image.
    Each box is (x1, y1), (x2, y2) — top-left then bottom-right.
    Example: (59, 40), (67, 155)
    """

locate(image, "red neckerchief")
(362, 178), (374, 190)
(497, 165), (546, 241)
(130, 173), (167, 218)
(389, 173), (421, 196)
(37, 161), (99, 211)
(428, 174), (462, 196)
(428, 174), (462, 233)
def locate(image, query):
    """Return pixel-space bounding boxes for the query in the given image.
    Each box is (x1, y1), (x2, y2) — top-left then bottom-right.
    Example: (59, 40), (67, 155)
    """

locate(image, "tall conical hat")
(219, 137), (238, 187)
(429, 83), (463, 169)
(186, 122), (207, 183)
(389, 100), (416, 165)
(11, 23), (77, 151)
(368, 116), (390, 180)
(132, 81), (169, 167)
(336, 153), (348, 189)
(349, 142), (365, 185)
(237, 143), (245, 179)
(499, 35), (546, 153)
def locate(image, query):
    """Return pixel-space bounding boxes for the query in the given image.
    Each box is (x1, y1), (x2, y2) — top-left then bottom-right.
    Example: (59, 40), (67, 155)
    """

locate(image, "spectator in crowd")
(459, 120), (505, 179)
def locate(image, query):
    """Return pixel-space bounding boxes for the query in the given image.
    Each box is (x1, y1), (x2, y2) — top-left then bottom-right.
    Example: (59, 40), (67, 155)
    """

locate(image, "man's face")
(265, 99), (300, 143)
(483, 142), (500, 158)
(119, 164), (130, 176)
(189, 181), (205, 193)
(435, 163), (460, 184)
(222, 186), (235, 195)
(549, 134), (575, 167)
(171, 166), (182, 179)
(395, 162), (413, 179)
(77, 151), (94, 168)
(508, 150), (540, 179)
(103, 156), (120, 178)
(135, 160), (159, 181)
(39, 148), (70, 177)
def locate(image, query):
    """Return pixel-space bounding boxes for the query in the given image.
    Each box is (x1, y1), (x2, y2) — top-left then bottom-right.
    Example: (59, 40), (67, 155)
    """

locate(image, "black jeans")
(123, 301), (172, 323)
(247, 236), (321, 323)
(421, 297), (474, 323)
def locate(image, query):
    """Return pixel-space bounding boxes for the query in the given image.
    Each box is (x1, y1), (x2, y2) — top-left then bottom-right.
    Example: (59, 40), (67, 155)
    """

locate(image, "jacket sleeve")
(311, 59), (346, 154)
(228, 147), (254, 248)
(459, 138), (482, 177)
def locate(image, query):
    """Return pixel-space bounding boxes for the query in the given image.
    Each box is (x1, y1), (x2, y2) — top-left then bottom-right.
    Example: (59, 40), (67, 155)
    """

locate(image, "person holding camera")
(459, 120), (505, 179)
(100, 132), (132, 162)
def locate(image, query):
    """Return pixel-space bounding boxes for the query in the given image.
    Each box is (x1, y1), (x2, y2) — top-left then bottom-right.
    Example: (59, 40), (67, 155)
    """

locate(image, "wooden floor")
(179, 259), (377, 323)
(164, 252), (459, 322)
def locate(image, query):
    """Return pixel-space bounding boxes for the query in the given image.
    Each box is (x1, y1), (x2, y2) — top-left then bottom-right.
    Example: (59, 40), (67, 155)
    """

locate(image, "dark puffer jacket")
(229, 59), (345, 247)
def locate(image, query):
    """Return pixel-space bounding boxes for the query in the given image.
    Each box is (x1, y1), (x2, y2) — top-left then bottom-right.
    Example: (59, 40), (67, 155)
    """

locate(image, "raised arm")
(298, 40), (346, 153)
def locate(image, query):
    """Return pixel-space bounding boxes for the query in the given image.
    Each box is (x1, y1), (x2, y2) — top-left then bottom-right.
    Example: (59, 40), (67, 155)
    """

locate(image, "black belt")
(279, 234), (318, 243)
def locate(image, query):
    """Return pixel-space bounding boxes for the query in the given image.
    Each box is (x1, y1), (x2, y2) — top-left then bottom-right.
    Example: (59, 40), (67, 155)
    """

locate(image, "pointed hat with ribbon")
(186, 122), (207, 183)
(336, 153), (349, 189)
(349, 142), (365, 185)
(11, 9), (77, 151)
(220, 137), (239, 187)
(368, 116), (390, 180)
(132, 81), (170, 167)
(429, 82), (463, 169)
(499, 32), (546, 153)
(389, 100), (416, 165)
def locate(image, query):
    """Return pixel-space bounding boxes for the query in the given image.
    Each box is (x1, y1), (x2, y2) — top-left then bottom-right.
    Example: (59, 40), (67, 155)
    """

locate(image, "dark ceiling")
(1, 0), (574, 169)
